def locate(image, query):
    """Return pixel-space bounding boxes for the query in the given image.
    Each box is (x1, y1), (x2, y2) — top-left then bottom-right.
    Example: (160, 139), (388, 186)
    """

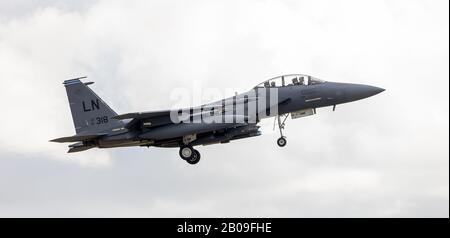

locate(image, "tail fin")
(63, 77), (124, 134)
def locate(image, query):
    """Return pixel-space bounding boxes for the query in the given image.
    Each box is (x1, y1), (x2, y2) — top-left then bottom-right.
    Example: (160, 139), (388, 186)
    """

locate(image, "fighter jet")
(51, 74), (384, 164)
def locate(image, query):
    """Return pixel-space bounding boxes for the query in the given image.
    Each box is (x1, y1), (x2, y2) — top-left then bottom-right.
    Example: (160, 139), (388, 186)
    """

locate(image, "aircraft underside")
(90, 123), (263, 164)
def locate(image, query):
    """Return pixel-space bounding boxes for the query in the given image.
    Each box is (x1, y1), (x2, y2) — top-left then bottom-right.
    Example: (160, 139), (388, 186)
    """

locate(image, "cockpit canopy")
(254, 74), (326, 88)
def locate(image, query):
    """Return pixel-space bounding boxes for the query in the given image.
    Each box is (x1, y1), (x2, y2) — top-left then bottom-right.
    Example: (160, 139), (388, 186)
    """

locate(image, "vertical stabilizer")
(63, 77), (124, 134)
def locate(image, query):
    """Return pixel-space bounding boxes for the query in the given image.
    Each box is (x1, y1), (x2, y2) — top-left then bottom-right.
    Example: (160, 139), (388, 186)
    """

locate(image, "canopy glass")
(254, 74), (325, 88)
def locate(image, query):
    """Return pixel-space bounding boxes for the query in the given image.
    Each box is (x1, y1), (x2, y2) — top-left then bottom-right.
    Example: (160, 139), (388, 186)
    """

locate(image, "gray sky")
(0, 0), (448, 217)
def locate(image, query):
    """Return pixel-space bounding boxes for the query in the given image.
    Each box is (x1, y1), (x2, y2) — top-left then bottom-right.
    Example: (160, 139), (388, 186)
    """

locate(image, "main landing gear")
(179, 145), (201, 165)
(275, 114), (289, 147)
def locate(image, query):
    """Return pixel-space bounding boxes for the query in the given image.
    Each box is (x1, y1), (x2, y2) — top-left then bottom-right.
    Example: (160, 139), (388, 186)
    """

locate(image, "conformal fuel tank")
(138, 115), (248, 140)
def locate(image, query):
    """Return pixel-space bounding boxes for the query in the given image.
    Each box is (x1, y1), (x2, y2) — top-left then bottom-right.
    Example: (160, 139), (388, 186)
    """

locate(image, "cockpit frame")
(254, 74), (326, 88)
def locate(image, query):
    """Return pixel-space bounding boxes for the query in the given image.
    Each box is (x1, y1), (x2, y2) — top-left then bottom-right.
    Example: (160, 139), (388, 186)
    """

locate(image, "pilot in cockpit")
(298, 77), (304, 85)
(293, 77), (304, 85)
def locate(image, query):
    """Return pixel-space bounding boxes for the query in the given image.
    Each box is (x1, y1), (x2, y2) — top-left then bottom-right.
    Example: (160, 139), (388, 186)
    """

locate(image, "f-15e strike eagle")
(51, 75), (384, 164)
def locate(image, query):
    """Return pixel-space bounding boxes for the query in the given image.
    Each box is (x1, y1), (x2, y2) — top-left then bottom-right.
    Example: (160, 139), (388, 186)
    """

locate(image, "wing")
(113, 97), (257, 121)
(112, 110), (175, 120)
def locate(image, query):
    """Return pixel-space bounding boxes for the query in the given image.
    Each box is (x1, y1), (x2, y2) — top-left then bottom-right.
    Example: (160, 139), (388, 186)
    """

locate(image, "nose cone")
(344, 84), (385, 102)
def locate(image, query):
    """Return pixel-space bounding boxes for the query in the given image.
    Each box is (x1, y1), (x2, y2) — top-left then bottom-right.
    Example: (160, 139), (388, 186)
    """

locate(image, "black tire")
(277, 137), (287, 147)
(179, 145), (194, 160)
(186, 150), (201, 165)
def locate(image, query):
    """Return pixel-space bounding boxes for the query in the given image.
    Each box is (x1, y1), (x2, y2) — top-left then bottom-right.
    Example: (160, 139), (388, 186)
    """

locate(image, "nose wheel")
(179, 145), (201, 165)
(277, 137), (287, 147)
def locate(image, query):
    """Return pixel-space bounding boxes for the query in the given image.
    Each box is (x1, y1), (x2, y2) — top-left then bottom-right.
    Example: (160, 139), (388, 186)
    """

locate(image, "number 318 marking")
(96, 116), (109, 124)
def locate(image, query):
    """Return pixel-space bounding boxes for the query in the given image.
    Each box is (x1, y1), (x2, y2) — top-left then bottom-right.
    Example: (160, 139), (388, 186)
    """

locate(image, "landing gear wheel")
(179, 145), (194, 160)
(277, 137), (287, 147)
(186, 150), (201, 165)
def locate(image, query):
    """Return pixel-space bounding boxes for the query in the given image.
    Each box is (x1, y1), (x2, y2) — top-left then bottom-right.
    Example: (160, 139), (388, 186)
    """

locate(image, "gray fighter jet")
(51, 74), (384, 164)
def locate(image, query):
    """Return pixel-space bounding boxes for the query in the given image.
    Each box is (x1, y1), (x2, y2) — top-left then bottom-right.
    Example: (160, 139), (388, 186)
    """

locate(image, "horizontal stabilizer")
(50, 133), (107, 143)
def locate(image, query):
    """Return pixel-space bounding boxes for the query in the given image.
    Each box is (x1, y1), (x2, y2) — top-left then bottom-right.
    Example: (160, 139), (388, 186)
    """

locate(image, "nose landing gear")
(179, 145), (201, 165)
(275, 114), (289, 147)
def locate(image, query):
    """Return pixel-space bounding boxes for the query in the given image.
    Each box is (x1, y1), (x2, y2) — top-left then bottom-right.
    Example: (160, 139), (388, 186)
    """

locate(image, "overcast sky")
(0, 0), (448, 217)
